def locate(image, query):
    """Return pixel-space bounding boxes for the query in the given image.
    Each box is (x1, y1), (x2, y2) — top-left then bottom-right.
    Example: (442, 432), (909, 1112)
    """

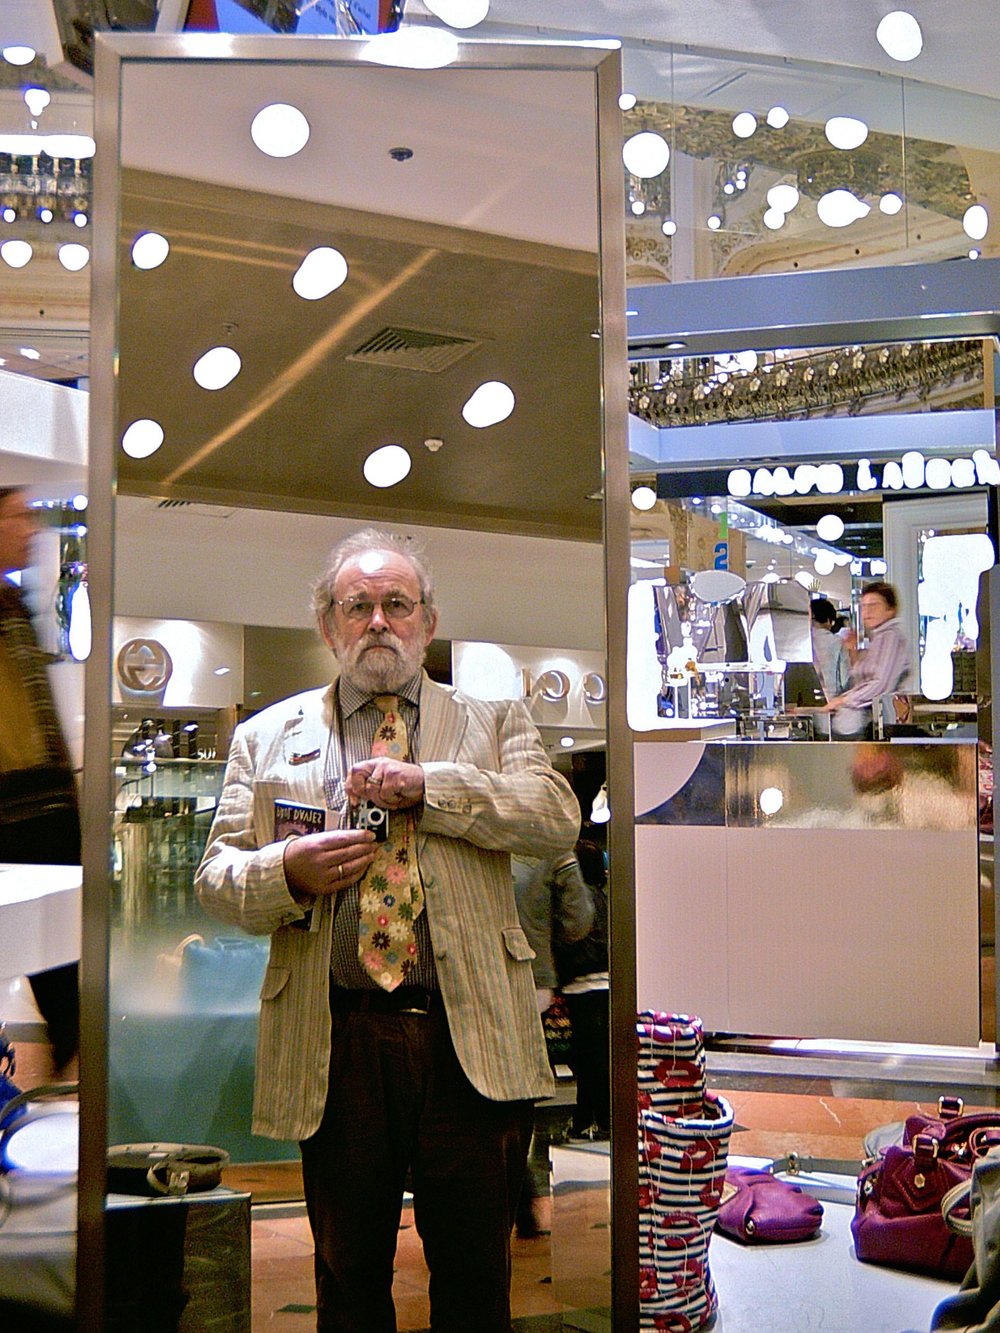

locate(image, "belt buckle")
(399, 989), (431, 1015)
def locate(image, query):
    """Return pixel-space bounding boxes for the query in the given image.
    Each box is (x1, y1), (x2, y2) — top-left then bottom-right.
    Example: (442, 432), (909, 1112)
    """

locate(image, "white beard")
(334, 627), (425, 694)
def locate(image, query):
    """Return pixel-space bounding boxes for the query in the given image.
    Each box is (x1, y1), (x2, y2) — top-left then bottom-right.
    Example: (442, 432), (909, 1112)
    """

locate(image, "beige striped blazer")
(195, 673), (579, 1141)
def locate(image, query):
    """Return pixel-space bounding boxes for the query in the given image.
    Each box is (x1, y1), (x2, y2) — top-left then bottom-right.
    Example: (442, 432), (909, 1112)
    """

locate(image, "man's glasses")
(334, 594), (424, 622)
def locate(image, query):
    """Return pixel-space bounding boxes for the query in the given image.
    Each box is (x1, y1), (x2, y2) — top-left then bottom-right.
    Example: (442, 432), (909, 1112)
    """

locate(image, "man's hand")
(345, 758), (425, 809)
(283, 828), (377, 898)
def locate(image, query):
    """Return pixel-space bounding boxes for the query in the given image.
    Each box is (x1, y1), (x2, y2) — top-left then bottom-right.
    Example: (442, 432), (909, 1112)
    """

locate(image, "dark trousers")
(565, 988), (610, 1134)
(0, 805), (80, 1068)
(300, 999), (534, 1333)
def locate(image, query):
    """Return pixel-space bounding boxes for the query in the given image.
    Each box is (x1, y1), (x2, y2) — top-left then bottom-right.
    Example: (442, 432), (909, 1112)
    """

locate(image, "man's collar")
(339, 671), (423, 719)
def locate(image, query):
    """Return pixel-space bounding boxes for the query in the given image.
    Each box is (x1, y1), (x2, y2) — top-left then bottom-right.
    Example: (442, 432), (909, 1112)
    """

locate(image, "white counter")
(0, 863), (81, 983)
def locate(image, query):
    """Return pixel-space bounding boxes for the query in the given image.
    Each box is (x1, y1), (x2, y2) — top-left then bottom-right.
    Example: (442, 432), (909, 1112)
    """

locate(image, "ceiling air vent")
(152, 500), (236, 518)
(347, 326), (481, 374)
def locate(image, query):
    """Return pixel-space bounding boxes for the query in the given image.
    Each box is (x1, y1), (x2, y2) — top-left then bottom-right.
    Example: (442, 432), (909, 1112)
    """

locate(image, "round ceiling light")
(767, 183), (800, 213)
(732, 112), (757, 139)
(766, 106), (790, 129)
(879, 192), (904, 215)
(876, 11), (923, 61)
(619, 92), (637, 111)
(193, 346), (242, 391)
(964, 204), (989, 240)
(759, 786), (784, 816)
(707, 214), (722, 231)
(250, 103), (310, 158)
(816, 513), (845, 542)
(661, 219), (677, 236)
(57, 243), (90, 272)
(622, 131), (669, 178)
(363, 444), (411, 488)
(825, 116), (869, 150)
(2, 46), (36, 66)
(423, 0), (489, 25)
(794, 569), (815, 588)
(462, 380), (515, 428)
(0, 239), (32, 268)
(817, 189), (870, 228)
(763, 207), (785, 230)
(292, 246), (348, 299)
(813, 551), (836, 576)
(121, 419), (164, 459)
(559, 736), (575, 748)
(631, 485), (657, 511)
(131, 231), (170, 270)
(23, 87), (50, 116)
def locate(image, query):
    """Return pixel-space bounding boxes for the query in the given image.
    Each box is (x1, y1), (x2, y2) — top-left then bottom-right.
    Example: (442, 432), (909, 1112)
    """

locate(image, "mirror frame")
(84, 31), (632, 1332)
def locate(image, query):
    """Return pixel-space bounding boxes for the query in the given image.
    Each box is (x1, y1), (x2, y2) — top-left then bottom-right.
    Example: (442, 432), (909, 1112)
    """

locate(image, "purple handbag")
(716, 1166), (823, 1244)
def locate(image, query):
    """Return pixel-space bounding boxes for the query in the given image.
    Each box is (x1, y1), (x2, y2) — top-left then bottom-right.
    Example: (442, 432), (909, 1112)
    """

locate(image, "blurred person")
(821, 581), (912, 739)
(196, 527), (579, 1333)
(809, 597), (849, 700)
(0, 488), (80, 1071)
(555, 839), (609, 1141)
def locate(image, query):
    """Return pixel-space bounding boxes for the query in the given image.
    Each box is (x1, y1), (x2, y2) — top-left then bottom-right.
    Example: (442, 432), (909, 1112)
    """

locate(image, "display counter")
(633, 738), (981, 1046)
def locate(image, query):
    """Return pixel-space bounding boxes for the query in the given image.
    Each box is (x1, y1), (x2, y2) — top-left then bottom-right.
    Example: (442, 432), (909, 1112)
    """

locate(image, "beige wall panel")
(635, 825), (730, 1029)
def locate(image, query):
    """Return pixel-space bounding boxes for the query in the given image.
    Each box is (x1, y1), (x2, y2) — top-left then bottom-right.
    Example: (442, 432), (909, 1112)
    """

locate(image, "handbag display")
(716, 1166), (824, 1244)
(852, 1096), (1000, 1280)
(106, 1142), (230, 1197)
(928, 1147), (1000, 1330)
(637, 1011), (732, 1332)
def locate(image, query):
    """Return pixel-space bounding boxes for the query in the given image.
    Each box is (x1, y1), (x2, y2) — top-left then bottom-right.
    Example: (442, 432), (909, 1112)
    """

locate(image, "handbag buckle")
(913, 1133), (940, 1161)
(938, 1095), (965, 1120)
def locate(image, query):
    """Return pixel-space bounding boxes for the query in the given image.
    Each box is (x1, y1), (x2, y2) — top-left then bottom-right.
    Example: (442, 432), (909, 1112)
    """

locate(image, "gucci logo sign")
(116, 638), (174, 695)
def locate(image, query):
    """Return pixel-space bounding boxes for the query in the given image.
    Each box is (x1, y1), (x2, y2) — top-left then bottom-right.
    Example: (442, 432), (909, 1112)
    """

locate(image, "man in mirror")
(196, 527), (580, 1333)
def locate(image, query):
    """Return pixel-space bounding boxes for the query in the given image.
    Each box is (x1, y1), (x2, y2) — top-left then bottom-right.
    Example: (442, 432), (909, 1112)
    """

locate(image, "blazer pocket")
(502, 925), (536, 962)
(259, 964), (291, 1001)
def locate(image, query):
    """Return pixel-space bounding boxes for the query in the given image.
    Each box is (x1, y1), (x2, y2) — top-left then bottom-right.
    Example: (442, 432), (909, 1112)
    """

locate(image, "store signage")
(728, 448), (1000, 500)
(116, 637), (174, 696)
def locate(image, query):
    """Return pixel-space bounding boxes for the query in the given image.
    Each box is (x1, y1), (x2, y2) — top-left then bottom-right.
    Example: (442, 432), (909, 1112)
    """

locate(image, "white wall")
(113, 496), (606, 652)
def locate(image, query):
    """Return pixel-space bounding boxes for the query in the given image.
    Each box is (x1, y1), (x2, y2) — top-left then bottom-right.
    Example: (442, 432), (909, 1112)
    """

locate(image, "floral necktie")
(357, 695), (424, 990)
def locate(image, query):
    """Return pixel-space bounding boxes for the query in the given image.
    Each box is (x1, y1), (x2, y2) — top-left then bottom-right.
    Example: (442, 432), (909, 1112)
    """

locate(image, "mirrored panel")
(90, 35), (622, 1333)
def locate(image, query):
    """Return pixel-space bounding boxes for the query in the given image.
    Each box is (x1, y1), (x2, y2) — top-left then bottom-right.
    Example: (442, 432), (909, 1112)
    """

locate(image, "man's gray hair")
(311, 527), (436, 632)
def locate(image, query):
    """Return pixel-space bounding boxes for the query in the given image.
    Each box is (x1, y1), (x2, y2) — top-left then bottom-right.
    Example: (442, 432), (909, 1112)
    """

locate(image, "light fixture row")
(0, 239), (89, 270)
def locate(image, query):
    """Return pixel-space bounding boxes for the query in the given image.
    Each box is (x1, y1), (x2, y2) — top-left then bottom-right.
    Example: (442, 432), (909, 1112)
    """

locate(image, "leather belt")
(330, 985), (437, 1016)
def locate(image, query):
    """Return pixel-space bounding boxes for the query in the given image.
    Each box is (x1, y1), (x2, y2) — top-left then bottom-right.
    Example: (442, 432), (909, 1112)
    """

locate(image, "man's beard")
(334, 627), (426, 694)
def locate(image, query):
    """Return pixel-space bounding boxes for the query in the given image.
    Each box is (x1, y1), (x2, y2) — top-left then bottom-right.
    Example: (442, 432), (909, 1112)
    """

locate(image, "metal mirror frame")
(83, 31), (633, 1332)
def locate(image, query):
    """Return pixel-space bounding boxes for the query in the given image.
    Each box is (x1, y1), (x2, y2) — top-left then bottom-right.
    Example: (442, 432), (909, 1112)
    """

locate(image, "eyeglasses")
(334, 594), (425, 622)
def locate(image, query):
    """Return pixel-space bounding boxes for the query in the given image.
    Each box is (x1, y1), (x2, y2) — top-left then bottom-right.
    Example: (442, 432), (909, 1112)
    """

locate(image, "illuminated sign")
(116, 637), (173, 695)
(728, 449), (999, 499)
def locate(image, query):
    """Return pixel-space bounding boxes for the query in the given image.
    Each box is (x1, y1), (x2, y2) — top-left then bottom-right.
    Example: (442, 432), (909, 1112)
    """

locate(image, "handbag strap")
(941, 1178), (974, 1236)
(0, 1081), (78, 1135)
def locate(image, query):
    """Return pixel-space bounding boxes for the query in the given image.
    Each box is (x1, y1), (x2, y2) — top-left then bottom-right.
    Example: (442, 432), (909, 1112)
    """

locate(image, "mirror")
(87, 33), (624, 1332)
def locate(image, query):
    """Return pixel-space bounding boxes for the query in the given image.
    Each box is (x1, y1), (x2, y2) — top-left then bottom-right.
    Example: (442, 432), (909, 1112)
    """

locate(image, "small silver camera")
(354, 799), (389, 842)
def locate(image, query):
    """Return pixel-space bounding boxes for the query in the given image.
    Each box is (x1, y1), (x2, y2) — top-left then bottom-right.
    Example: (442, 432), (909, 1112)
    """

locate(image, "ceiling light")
(732, 112), (757, 139)
(630, 199), (646, 215)
(193, 346), (242, 391)
(131, 232), (170, 269)
(622, 131), (669, 178)
(250, 103), (310, 158)
(879, 192), (903, 215)
(362, 27), (459, 68)
(631, 485), (657, 511)
(794, 570), (815, 588)
(19, 346), (40, 360)
(731, 350), (758, 373)
(970, 249), (981, 260)
(38, 207), (52, 223)
(816, 513), (845, 542)
(23, 87), (49, 117)
(763, 207), (784, 230)
(766, 106), (789, 129)
(964, 204), (989, 240)
(876, 11), (923, 61)
(73, 211), (88, 228)
(619, 92), (637, 111)
(661, 219), (677, 236)
(767, 183), (799, 213)
(870, 558), (888, 576)
(423, 0), (489, 25)
(1, 239), (32, 268)
(2, 46), (35, 66)
(71, 494), (87, 510)
(121, 419), (164, 459)
(462, 380), (515, 428)
(1, 207), (14, 223)
(559, 736), (575, 748)
(57, 243), (89, 272)
(213, 666), (231, 676)
(292, 246), (348, 299)
(817, 189), (870, 227)
(363, 443), (411, 488)
(707, 214), (722, 230)
(825, 117), (869, 150)
(759, 786), (784, 816)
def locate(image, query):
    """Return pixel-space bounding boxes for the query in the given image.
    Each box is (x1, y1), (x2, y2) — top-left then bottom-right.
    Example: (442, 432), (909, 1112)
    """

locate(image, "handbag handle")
(941, 1178), (974, 1236)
